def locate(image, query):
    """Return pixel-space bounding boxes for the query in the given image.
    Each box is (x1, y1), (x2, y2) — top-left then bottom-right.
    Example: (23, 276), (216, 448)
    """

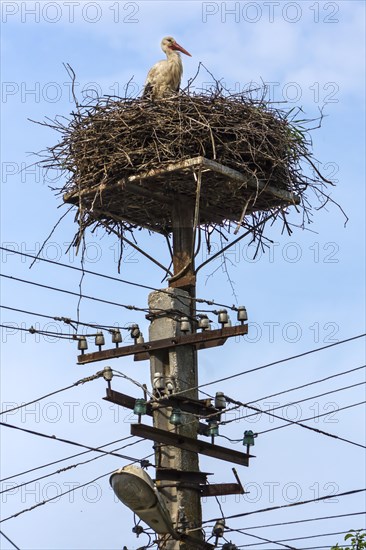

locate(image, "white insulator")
(237, 306), (248, 323)
(218, 309), (228, 325)
(180, 316), (191, 333)
(130, 324), (141, 340)
(95, 331), (105, 347)
(153, 372), (165, 390)
(198, 316), (210, 331)
(215, 392), (226, 410)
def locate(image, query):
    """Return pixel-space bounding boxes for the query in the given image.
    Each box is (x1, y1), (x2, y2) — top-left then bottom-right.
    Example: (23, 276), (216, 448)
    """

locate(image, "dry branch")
(36, 70), (343, 256)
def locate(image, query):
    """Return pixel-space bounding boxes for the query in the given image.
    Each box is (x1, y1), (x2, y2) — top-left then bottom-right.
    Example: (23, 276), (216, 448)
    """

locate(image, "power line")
(230, 530), (297, 550)
(0, 322), (76, 340)
(235, 547), (351, 550)
(153, 339), (366, 437)
(230, 529), (364, 547)
(201, 488), (366, 524)
(247, 365), (366, 406)
(0, 246), (240, 313)
(0, 470), (113, 524)
(0, 371), (107, 416)
(0, 435), (138, 495)
(0, 368), (150, 417)
(0, 380), (76, 413)
(220, 399), (365, 447)
(0, 321), (120, 340)
(0, 301), (234, 340)
(224, 395), (366, 448)
(259, 381), (366, 415)
(0, 273), (151, 314)
(196, 334), (366, 392)
(0, 273), (216, 324)
(235, 546), (349, 550)
(223, 379), (366, 424)
(0, 304), (131, 333)
(0, 421), (154, 465)
(0, 370), (154, 483)
(160, 333), (366, 400)
(112, 370), (155, 399)
(258, 401), (366, 438)
(0, 450), (155, 525)
(0, 530), (21, 550)
(227, 511), (366, 531)
(0, 434), (140, 483)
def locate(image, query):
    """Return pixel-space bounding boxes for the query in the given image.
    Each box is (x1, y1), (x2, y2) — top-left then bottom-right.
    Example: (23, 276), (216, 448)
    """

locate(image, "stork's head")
(161, 36), (192, 57)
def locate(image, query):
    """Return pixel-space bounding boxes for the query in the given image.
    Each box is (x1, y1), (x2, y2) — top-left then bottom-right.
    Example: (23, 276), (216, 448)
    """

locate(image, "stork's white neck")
(165, 48), (181, 60)
(166, 50), (182, 73)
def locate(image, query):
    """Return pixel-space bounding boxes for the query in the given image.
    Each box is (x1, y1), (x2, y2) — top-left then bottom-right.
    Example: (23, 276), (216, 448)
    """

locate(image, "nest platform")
(38, 86), (337, 248)
(64, 156), (299, 233)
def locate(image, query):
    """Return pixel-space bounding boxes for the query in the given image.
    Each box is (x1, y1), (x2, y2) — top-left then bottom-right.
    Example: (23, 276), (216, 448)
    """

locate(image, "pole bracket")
(77, 324), (248, 365)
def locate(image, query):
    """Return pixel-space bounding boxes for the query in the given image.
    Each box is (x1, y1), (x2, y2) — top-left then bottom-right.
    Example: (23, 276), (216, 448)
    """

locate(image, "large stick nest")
(38, 72), (341, 255)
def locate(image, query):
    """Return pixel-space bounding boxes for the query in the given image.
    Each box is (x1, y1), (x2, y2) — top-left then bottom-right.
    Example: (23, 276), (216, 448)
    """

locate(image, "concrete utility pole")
(149, 289), (202, 548)
(149, 196), (202, 548)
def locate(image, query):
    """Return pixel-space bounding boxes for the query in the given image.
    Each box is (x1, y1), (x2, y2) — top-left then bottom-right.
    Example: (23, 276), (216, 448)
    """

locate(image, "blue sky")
(1, 1), (365, 549)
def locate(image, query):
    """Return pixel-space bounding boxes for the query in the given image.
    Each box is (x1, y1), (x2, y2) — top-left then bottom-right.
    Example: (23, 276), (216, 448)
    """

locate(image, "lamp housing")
(110, 465), (175, 535)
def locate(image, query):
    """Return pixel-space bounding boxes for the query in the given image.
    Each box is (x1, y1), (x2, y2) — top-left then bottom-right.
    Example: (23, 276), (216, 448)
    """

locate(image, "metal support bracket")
(102, 388), (215, 435)
(131, 423), (253, 466)
(77, 324), (248, 365)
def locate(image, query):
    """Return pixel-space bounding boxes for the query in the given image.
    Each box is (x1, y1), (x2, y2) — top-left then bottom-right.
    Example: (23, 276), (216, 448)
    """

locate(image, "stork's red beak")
(171, 41), (192, 57)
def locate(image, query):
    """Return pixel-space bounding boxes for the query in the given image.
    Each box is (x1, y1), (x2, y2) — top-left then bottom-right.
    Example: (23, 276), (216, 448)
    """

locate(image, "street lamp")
(110, 465), (176, 536)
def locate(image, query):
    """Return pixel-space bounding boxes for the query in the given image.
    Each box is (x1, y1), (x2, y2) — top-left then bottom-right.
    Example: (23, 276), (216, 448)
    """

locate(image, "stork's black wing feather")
(142, 83), (154, 99)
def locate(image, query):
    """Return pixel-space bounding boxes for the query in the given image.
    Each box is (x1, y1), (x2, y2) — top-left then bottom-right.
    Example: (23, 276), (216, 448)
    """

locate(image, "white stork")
(143, 36), (191, 99)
